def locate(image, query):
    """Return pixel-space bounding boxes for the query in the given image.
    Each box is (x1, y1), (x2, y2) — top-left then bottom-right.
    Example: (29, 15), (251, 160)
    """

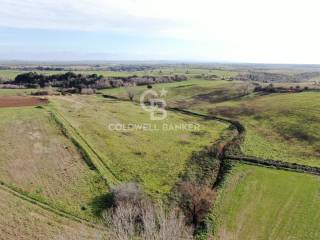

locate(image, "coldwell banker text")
(108, 123), (201, 132)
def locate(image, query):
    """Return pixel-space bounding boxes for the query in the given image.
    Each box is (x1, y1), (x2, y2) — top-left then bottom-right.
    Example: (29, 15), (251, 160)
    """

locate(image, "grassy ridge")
(46, 105), (120, 186)
(100, 79), (246, 107)
(211, 164), (320, 240)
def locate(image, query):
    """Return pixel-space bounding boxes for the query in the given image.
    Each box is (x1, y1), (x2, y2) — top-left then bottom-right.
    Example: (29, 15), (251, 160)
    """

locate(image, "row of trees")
(232, 71), (320, 83)
(8, 72), (187, 90)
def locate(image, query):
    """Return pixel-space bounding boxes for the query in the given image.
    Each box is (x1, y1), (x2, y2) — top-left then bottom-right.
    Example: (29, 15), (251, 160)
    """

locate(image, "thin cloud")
(0, 0), (320, 63)
(0, 0), (183, 33)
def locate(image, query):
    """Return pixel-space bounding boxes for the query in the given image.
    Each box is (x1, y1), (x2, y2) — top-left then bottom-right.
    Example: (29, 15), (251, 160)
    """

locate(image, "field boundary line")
(173, 108), (320, 176)
(0, 181), (107, 231)
(43, 105), (120, 187)
(227, 155), (320, 176)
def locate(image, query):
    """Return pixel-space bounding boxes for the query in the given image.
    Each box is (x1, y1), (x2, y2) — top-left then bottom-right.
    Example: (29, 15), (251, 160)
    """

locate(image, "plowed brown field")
(0, 96), (48, 107)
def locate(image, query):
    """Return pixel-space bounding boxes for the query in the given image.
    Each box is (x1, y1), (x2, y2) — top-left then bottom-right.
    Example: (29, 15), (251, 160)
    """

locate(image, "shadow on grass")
(90, 192), (114, 217)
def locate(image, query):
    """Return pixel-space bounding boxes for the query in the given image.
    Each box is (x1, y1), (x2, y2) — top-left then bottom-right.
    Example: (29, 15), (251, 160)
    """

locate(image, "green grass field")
(0, 88), (38, 96)
(49, 95), (228, 196)
(0, 70), (70, 80)
(211, 163), (320, 240)
(0, 70), (27, 80)
(0, 106), (108, 221)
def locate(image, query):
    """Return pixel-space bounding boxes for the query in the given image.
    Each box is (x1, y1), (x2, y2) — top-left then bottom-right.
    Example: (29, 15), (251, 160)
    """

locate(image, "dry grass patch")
(0, 188), (107, 240)
(0, 106), (108, 221)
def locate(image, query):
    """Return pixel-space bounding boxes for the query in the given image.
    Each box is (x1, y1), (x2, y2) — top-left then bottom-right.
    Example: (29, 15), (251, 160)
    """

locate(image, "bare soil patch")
(0, 96), (48, 108)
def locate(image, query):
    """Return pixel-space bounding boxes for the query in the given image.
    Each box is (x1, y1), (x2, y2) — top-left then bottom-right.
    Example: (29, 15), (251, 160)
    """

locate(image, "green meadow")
(49, 95), (228, 196)
(208, 92), (320, 167)
(212, 163), (320, 240)
(110, 79), (320, 167)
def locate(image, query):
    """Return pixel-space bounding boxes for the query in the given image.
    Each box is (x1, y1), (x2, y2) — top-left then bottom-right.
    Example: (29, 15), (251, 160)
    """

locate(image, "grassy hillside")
(0, 188), (107, 239)
(208, 92), (320, 167)
(211, 164), (320, 240)
(0, 106), (108, 221)
(100, 79), (248, 107)
(105, 80), (320, 166)
(49, 95), (227, 196)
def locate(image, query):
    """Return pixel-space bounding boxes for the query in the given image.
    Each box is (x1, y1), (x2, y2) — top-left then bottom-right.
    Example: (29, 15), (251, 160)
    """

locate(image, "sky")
(0, 0), (320, 63)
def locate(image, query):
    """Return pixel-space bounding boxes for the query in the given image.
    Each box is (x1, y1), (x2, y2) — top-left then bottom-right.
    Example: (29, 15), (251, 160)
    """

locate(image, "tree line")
(6, 72), (187, 91)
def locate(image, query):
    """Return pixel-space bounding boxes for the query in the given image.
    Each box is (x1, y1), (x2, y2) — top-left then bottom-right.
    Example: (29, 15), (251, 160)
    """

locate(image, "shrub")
(176, 181), (216, 227)
(104, 201), (193, 240)
(105, 183), (193, 240)
(80, 88), (95, 95)
(111, 182), (145, 207)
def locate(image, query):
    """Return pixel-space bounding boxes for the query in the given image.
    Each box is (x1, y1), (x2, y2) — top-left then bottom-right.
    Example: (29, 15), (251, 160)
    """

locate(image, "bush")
(80, 88), (95, 95)
(176, 181), (216, 227)
(105, 183), (193, 240)
(104, 201), (193, 240)
(111, 182), (145, 207)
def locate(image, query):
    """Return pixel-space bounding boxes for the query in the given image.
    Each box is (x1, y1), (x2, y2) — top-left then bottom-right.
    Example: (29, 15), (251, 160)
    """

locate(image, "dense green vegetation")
(0, 67), (238, 81)
(6, 71), (187, 91)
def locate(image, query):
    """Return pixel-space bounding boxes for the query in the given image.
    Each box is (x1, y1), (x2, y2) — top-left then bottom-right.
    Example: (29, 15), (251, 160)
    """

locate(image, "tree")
(104, 183), (193, 240)
(177, 181), (216, 227)
(104, 201), (193, 240)
(111, 182), (144, 207)
(125, 83), (136, 101)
